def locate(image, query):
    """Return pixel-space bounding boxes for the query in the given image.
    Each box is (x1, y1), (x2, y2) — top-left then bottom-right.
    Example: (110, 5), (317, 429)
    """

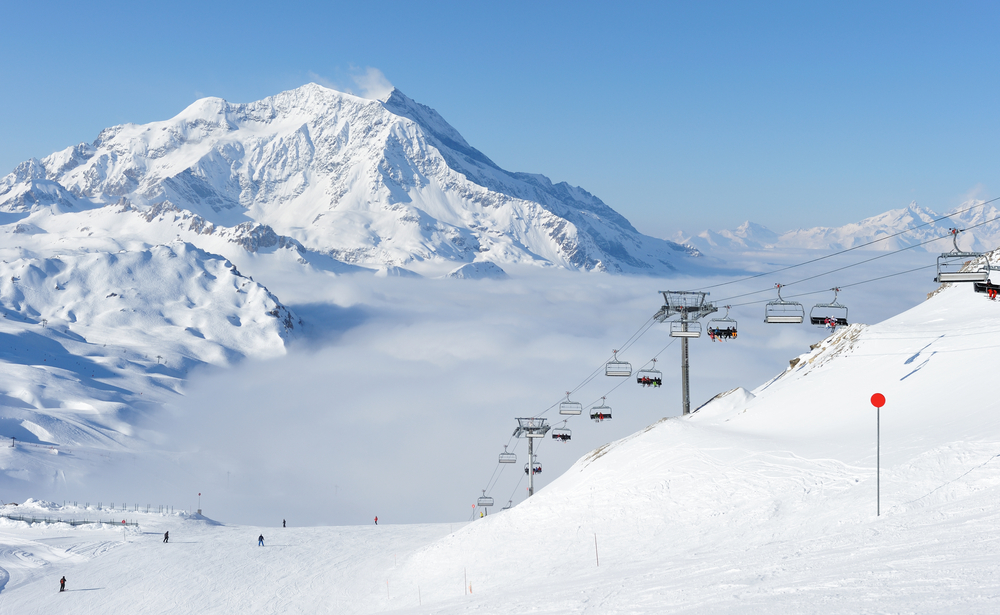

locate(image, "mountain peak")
(1, 85), (703, 275)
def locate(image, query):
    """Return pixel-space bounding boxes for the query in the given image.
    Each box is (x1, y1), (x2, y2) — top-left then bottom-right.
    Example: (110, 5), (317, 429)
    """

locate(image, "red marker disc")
(871, 393), (885, 408)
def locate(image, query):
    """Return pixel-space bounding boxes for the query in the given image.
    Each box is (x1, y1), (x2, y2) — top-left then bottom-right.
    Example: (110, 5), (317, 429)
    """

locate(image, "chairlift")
(559, 392), (583, 415)
(707, 305), (737, 341)
(636, 358), (662, 388)
(809, 288), (849, 329)
(935, 228), (989, 283)
(477, 490), (494, 507)
(590, 397), (613, 421)
(669, 320), (702, 338)
(765, 284), (804, 323)
(498, 445), (516, 464)
(502, 500), (512, 510)
(524, 456), (542, 475)
(974, 280), (1000, 299)
(551, 421), (572, 442)
(605, 350), (632, 377)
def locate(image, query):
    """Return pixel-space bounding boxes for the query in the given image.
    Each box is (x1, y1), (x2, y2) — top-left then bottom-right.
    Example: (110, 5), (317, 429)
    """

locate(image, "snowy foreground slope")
(1, 280), (999, 613)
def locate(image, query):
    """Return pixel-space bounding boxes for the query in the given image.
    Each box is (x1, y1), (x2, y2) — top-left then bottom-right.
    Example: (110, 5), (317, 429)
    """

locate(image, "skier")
(163, 531), (169, 543)
(60, 576), (66, 592)
(374, 516), (378, 525)
(258, 534), (264, 546)
(282, 519), (286, 528)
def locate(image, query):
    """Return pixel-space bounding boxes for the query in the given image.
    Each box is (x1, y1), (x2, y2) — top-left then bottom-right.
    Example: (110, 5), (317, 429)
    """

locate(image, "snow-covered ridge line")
(1, 83), (703, 275)
(676, 201), (1000, 253)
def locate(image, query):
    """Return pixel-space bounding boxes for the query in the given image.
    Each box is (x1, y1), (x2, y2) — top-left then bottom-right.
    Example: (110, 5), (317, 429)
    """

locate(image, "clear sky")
(2, 1), (998, 237)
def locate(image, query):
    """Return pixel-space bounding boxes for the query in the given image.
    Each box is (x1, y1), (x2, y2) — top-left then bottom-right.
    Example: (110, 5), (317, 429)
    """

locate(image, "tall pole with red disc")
(871, 393), (886, 516)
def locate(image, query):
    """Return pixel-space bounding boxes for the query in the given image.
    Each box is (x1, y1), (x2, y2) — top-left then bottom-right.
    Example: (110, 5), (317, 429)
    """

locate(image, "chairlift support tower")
(655, 291), (717, 416)
(513, 417), (550, 497)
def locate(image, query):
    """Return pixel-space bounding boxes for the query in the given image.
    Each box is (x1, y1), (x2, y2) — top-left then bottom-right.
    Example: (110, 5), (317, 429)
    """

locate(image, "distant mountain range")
(673, 202), (1000, 254)
(0, 84), (701, 276)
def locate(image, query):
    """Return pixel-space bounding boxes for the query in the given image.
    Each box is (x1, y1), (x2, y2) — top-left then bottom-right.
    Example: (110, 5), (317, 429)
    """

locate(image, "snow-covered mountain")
(0, 84), (699, 275)
(676, 202), (1000, 253)
(0, 242), (296, 451)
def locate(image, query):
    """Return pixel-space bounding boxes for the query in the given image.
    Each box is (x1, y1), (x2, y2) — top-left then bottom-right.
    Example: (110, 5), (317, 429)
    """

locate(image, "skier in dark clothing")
(59, 576), (66, 592)
(163, 531), (169, 543)
(258, 534), (264, 546)
(282, 519), (285, 528)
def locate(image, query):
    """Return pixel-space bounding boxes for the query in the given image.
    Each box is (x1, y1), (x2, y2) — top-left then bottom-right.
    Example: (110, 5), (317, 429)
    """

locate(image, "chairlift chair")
(974, 280), (1000, 298)
(590, 397), (613, 421)
(524, 457), (542, 475)
(502, 500), (512, 510)
(935, 228), (989, 283)
(559, 392), (583, 415)
(498, 445), (516, 464)
(477, 490), (494, 507)
(636, 358), (663, 388)
(765, 284), (804, 323)
(551, 426), (572, 442)
(809, 288), (849, 327)
(707, 305), (738, 341)
(669, 320), (702, 338)
(605, 350), (632, 377)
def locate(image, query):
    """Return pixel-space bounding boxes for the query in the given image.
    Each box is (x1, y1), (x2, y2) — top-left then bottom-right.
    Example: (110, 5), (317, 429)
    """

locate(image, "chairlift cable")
(712, 215), (1000, 307)
(711, 232), (950, 304)
(583, 338), (678, 407)
(485, 462), (507, 495)
(685, 196), (1000, 293)
(722, 264), (938, 308)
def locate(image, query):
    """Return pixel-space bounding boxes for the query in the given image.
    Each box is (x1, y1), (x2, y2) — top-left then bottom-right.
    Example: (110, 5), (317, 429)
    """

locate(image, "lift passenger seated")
(809, 288), (849, 329)
(636, 358), (662, 387)
(974, 280), (1000, 299)
(551, 421), (572, 442)
(707, 305), (737, 341)
(590, 397), (612, 421)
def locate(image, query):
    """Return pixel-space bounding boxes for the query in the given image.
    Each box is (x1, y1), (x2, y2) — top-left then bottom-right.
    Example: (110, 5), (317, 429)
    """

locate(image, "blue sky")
(2, 1), (998, 236)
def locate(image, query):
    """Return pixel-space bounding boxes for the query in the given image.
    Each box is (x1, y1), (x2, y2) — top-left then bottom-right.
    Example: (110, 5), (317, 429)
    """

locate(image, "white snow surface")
(1, 280), (999, 612)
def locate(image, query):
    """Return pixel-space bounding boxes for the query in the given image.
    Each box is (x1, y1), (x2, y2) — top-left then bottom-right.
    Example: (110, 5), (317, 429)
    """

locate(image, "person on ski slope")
(258, 534), (264, 546)
(60, 576), (66, 592)
(163, 531), (169, 543)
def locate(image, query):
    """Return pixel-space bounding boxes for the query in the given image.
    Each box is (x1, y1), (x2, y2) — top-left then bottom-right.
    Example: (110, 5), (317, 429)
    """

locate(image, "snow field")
(3, 280), (999, 612)
(0, 504), (457, 614)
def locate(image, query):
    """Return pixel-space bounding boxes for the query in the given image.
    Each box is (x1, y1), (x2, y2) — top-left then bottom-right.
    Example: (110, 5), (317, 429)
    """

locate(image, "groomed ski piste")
(2, 280), (999, 613)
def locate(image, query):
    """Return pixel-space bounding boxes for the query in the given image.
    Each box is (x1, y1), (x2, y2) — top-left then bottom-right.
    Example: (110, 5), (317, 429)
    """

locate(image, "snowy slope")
(677, 201), (1000, 253)
(1, 275), (998, 612)
(0, 241), (296, 458)
(0, 84), (701, 275)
